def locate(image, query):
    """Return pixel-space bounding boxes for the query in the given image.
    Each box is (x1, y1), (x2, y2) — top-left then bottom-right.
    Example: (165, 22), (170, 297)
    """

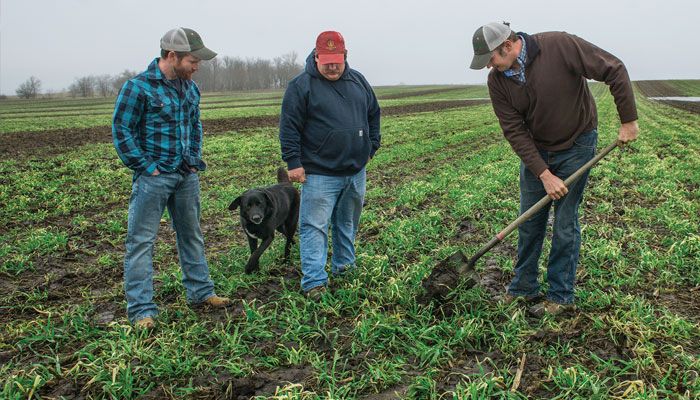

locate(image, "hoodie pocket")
(313, 126), (370, 170)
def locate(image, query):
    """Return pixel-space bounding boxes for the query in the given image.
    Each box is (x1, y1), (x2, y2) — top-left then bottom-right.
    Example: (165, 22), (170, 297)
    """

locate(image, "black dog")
(228, 167), (300, 273)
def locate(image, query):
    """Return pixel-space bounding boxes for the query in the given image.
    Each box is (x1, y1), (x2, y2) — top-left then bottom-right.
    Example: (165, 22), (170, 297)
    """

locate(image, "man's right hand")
(151, 169), (160, 176)
(288, 167), (306, 183)
(618, 120), (639, 145)
(539, 169), (567, 200)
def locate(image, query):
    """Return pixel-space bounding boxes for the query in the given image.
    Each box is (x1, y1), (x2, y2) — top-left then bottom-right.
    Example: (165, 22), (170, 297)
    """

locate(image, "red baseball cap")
(315, 31), (346, 65)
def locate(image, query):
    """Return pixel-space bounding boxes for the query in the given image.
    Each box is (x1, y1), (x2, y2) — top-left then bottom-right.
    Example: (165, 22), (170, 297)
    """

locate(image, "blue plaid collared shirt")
(503, 35), (527, 84)
(112, 58), (205, 177)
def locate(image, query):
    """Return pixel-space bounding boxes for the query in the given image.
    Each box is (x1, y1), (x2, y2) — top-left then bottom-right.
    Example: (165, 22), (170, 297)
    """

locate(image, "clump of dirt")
(38, 378), (86, 399)
(420, 251), (478, 304)
(432, 350), (502, 395)
(217, 365), (314, 399)
(478, 258), (509, 297)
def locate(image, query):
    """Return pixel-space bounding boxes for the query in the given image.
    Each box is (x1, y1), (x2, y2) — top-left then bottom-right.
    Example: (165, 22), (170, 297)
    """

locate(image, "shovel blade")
(421, 250), (478, 303)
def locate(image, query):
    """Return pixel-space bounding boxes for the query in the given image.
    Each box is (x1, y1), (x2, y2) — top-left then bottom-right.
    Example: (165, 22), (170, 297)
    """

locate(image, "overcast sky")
(1, 0), (695, 95)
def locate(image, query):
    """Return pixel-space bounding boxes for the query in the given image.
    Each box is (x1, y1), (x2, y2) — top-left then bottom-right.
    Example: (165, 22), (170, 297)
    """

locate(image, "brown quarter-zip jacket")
(487, 31), (638, 177)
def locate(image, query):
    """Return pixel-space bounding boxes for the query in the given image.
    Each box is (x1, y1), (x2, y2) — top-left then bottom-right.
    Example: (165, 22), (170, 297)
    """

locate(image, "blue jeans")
(299, 169), (366, 292)
(123, 171), (215, 323)
(508, 130), (597, 305)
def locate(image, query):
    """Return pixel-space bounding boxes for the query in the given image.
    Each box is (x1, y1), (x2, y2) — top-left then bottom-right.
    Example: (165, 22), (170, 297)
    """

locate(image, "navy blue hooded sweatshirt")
(279, 50), (381, 176)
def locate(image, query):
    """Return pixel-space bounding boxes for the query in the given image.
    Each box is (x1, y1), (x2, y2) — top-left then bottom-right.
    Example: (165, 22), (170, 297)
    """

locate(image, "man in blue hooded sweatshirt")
(279, 31), (381, 298)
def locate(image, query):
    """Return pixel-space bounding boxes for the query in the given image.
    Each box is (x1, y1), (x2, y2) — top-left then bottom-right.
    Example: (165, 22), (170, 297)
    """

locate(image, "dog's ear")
(228, 196), (242, 211)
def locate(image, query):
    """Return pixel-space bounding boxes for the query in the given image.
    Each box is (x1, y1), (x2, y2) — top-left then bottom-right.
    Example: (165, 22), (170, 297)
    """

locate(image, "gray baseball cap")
(160, 27), (217, 60)
(470, 22), (513, 70)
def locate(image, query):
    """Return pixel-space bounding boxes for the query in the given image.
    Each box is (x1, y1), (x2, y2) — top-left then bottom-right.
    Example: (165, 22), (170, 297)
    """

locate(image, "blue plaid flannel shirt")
(112, 58), (205, 177)
(503, 34), (527, 84)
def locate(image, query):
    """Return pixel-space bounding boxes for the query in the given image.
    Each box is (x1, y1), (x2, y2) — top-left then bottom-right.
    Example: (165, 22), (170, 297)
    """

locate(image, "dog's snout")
(250, 214), (263, 224)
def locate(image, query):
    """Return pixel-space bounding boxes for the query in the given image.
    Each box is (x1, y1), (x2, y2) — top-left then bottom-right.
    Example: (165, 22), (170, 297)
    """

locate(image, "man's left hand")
(618, 120), (639, 145)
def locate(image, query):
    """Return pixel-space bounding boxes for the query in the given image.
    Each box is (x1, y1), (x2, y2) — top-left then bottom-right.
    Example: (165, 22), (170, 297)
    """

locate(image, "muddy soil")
(635, 81), (684, 97)
(420, 251), (478, 304)
(658, 100), (700, 114)
(2, 102), (282, 120)
(215, 365), (315, 399)
(635, 81), (700, 114)
(1, 100), (488, 159)
(378, 87), (467, 100)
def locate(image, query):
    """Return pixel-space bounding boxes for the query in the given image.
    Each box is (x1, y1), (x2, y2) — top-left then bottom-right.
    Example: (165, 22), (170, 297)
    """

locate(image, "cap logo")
(326, 40), (336, 51)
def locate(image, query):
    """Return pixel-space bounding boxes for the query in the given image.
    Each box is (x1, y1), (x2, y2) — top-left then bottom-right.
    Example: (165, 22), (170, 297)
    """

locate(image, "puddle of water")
(649, 96), (700, 102)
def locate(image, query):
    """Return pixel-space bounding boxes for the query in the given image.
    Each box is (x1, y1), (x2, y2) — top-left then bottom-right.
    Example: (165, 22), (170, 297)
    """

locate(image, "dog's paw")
(244, 262), (260, 274)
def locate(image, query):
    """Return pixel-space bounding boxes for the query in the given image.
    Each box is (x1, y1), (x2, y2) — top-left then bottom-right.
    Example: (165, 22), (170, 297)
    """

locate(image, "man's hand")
(618, 120), (639, 145)
(288, 167), (306, 183)
(152, 169), (161, 176)
(539, 169), (567, 200)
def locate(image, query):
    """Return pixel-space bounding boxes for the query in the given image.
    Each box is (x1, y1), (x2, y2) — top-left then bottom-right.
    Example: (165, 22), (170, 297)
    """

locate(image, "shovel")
(421, 140), (619, 301)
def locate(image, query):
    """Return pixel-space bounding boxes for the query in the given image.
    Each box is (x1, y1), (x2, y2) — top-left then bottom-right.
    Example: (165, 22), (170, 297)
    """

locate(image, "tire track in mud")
(1, 100), (488, 159)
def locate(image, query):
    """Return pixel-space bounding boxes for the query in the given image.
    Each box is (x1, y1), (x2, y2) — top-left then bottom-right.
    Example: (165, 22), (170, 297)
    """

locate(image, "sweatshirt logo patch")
(359, 129), (363, 137)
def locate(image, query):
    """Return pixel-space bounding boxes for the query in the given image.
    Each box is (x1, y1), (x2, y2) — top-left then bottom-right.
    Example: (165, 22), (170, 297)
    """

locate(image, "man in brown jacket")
(470, 22), (638, 316)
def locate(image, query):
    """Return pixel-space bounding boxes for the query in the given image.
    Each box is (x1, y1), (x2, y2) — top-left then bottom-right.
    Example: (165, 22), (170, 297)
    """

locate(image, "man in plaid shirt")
(112, 28), (230, 329)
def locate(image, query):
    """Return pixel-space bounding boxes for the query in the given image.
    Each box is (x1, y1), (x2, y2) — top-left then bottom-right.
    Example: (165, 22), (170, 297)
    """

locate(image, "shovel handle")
(462, 140), (618, 272)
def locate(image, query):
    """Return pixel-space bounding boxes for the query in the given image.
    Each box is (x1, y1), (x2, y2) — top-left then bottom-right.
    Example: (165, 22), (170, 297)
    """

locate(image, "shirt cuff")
(286, 158), (302, 170)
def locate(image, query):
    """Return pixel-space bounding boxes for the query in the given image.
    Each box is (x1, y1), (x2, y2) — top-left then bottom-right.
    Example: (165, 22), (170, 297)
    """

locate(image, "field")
(0, 81), (698, 399)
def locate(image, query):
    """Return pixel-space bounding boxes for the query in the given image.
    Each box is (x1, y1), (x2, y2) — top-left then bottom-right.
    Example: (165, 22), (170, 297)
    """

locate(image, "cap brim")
(470, 52), (492, 70)
(317, 53), (344, 65)
(190, 46), (217, 61)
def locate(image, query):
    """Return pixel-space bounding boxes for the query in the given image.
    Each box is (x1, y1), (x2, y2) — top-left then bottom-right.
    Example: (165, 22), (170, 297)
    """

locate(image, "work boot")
(305, 285), (326, 301)
(497, 293), (521, 305)
(203, 295), (231, 308)
(134, 317), (155, 329)
(528, 301), (577, 318)
(497, 292), (541, 305)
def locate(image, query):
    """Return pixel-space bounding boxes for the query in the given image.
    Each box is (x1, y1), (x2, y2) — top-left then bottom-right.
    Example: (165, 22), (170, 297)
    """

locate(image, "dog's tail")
(277, 167), (291, 184)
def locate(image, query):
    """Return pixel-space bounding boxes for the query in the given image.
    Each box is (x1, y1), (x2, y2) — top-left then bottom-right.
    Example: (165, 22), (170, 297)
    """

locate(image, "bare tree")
(16, 76), (42, 99)
(68, 76), (96, 97)
(274, 52), (301, 88)
(112, 69), (138, 93)
(95, 74), (115, 97)
(195, 58), (223, 92)
(37, 52), (301, 98)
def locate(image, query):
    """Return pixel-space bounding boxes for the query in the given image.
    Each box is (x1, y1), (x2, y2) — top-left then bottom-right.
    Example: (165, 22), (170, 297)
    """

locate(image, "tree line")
(12, 52), (303, 99)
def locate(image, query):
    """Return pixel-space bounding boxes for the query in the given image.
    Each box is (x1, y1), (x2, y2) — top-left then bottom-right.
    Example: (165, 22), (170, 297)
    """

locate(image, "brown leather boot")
(134, 317), (155, 329)
(529, 301), (577, 317)
(203, 295), (231, 308)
